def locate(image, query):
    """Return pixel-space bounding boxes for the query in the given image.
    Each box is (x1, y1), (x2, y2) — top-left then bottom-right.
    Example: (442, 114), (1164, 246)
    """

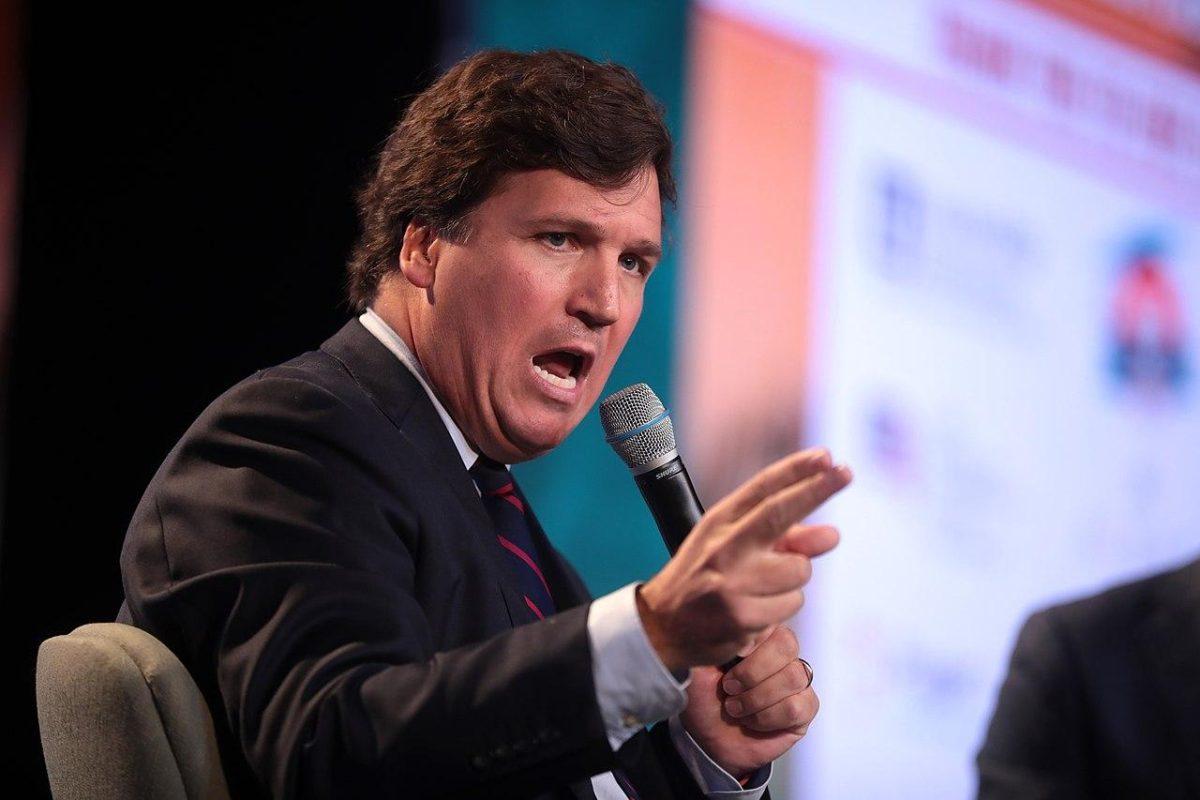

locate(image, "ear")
(399, 220), (441, 289)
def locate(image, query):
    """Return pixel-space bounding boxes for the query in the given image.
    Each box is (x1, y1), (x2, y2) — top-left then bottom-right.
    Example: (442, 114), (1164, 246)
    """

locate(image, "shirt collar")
(359, 308), (481, 472)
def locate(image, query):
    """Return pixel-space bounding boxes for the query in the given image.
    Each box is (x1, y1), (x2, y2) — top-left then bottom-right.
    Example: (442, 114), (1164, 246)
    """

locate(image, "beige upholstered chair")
(36, 623), (231, 800)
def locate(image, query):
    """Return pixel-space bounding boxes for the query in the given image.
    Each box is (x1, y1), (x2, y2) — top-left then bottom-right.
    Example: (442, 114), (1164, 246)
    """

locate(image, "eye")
(619, 254), (648, 274)
(540, 232), (571, 249)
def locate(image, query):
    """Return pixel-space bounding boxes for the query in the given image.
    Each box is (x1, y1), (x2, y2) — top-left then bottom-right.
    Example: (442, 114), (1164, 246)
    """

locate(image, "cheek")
(480, 270), (558, 380)
(613, 291), (644, 347)
(503, 267), (567, 332)
(500, 265), (540, 302)
(496, 276), (542, 344)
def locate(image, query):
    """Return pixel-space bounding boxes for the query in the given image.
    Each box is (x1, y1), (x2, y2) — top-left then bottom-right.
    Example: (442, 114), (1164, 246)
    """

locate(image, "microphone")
(601, 383), (744, 670)
(599, 383), (701, 556)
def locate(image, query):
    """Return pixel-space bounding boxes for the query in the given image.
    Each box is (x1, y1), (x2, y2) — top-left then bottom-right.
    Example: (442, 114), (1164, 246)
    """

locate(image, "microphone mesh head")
(599, 383), (677, 470)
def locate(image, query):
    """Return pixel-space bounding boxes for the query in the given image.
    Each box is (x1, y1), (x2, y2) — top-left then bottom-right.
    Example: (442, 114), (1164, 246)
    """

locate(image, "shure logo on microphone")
(654, 462), (683, 480)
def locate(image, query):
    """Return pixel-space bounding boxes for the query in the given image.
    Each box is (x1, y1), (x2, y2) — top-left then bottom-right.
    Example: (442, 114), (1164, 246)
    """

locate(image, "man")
(976, 555), (1200, 799)
(119, 49), (851, 799)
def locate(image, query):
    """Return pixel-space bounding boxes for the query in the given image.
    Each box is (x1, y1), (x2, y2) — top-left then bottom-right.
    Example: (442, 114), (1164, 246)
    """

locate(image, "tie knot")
(469, 456), (513, 496)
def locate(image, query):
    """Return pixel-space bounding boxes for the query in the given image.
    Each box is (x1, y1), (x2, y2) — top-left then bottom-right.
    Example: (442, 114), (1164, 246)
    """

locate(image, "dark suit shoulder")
(1031, 560), (1199, 670)
(989, 574), (1159, 702)
(167, 363), (393, 498)
(185, 315), (426, 449)
(1005, 563), (1198, 727)
(201, 347), (384, 431)
(121, 348), (425, 604)
(1040, 566), (1173, 632)
(978, 559), (1200, 800)
(252, 345), (372, 404)
(167, 339), (426, 482)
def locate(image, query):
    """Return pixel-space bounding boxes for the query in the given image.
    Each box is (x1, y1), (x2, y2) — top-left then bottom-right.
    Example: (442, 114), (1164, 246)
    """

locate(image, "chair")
(36, 622), (231, 800)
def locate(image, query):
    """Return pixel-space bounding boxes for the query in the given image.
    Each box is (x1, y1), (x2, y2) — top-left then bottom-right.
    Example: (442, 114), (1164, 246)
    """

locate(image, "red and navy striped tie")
(469, 456), (640, 800)
(469, 456), (557, 621)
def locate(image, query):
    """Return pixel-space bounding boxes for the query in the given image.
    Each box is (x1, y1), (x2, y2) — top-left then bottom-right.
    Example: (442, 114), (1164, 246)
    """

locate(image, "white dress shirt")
(359, 309), (769, 799)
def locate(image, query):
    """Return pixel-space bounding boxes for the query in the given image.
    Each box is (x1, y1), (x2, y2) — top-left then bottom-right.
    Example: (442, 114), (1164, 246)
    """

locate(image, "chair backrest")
(36, 622), (231, 800)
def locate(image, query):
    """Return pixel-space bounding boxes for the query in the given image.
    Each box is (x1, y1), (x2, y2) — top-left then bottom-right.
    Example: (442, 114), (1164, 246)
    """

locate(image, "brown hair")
(346, 48), (676, 311)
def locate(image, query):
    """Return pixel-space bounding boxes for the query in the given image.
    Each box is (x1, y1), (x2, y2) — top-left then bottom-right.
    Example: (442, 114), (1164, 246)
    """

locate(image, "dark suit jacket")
(118, 319), (708, 800)
(976, 556), (1200, 799)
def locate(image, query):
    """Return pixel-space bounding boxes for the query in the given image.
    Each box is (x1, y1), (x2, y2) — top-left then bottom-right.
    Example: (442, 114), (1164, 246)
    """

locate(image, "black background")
(4, 5), (441, 793)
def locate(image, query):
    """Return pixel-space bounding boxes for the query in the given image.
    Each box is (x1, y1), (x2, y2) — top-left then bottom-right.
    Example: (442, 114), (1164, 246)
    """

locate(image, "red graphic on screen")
(1110, 236), (1188, 394)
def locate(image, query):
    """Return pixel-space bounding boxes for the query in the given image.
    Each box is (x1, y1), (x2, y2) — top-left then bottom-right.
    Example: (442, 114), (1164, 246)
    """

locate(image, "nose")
(567, 254), (621, 330)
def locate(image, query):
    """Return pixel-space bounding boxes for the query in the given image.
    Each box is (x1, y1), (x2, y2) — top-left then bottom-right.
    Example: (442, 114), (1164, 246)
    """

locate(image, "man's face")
(410, 166), (662, 463)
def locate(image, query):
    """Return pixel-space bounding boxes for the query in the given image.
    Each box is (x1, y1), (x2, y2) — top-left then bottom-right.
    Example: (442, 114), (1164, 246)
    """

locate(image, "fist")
(682, 625), (819, 779)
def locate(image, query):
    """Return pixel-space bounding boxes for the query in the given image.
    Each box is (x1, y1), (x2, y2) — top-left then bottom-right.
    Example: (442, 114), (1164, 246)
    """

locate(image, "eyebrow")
(525, 214), (663, 259)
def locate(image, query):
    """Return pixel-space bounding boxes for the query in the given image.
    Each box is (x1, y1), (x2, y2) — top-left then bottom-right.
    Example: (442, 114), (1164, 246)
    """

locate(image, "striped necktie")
(469, 457), (641, 800)
(469, 456), (557, 621)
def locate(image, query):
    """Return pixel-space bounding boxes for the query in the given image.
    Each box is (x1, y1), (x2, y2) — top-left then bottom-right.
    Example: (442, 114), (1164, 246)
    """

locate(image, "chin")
(498, 419), (573, 463)
(512, 432), (568, 461)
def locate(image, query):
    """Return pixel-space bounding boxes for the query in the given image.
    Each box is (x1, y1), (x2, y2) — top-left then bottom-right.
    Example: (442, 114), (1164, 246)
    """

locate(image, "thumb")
(736, 623), (780, 658)
(775, 524), (840, 558)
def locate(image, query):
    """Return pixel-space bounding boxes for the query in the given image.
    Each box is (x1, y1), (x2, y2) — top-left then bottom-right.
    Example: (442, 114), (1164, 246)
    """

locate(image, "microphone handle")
(633, 457), (742, 671)
(633, 457), (703, 555)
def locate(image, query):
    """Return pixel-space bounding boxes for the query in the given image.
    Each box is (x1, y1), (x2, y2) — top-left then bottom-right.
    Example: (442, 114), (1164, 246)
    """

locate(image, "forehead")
(481, 167), (663, 238)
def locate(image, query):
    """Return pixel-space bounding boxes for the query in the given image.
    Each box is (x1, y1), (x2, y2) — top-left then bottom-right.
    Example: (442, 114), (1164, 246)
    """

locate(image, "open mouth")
(531, 349), (590, 391)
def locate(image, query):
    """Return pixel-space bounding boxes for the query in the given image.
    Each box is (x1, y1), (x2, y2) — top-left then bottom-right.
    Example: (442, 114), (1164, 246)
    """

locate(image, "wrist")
(635, 582), (688, 675)
(668, 714), (774, 794)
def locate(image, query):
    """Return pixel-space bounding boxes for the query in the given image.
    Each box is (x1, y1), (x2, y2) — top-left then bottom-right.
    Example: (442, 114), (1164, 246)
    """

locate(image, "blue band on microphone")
(605, 409), (670, 444)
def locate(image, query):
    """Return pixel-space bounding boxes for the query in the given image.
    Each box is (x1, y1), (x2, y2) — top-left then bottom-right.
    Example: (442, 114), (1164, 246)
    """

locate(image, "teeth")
(533, 363), (577, 390)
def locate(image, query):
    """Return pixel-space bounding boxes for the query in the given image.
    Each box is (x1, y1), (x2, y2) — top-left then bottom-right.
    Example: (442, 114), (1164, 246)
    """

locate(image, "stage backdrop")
(473, 1), (1200, 798)
(475, 0), (1200, 796)
(680, 1), (1200, 798)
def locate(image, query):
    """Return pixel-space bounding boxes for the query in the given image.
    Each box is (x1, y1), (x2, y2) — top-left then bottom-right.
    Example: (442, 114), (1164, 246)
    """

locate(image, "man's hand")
(681, 622), (818, 779)
(636, 448), (850, 672)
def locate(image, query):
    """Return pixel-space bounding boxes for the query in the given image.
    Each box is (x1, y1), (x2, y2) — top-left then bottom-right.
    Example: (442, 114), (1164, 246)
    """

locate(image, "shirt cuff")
(668, 716), (772, 798)
(587, 582), (689, 751)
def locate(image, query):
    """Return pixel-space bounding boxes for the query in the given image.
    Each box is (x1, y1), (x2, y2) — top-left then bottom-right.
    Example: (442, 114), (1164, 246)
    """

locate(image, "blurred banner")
(681, 0), (1200, 797)
(466, 0), (1198, 796)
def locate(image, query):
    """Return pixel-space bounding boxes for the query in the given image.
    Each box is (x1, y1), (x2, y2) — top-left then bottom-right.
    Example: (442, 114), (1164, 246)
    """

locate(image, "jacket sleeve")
(975, 609), (1091, 800)
(119, 372), (613, 799)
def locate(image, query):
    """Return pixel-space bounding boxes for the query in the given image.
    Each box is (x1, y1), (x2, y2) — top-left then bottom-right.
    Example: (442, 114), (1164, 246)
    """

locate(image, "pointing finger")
(736, 465), (852, 545)
(715, 448), (833, 522)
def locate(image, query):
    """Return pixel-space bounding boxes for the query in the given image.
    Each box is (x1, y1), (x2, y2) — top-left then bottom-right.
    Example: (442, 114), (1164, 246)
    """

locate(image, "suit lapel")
(320, 320), (481, 514)
(320, 319), (532, 629)
(1139, 557), (1200, 795)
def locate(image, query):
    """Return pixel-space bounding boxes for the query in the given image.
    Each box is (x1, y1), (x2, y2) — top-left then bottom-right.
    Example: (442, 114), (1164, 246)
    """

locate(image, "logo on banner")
(867, 400), (916, 485)
(1108, 232), (1189, 396)
(880, 171), (925, 270)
